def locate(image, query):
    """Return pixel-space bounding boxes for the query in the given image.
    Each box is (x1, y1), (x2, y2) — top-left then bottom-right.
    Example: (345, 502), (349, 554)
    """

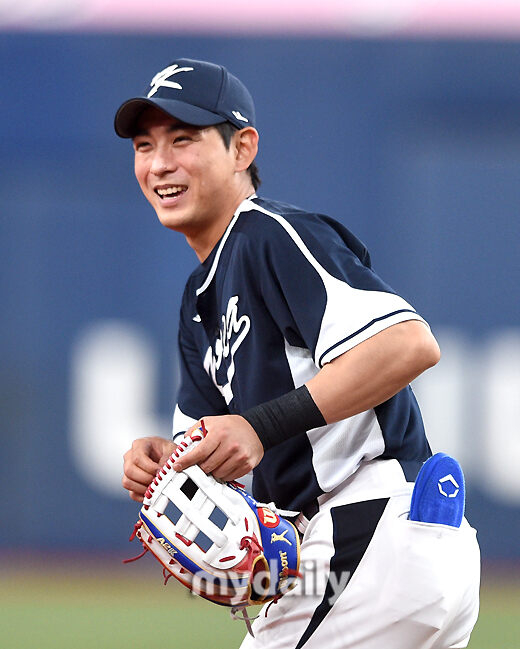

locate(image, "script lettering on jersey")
(203, 295), (251, 404)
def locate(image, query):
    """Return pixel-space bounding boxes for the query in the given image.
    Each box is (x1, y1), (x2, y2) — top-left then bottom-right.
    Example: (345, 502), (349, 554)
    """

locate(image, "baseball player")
(117, 58), (480, 648)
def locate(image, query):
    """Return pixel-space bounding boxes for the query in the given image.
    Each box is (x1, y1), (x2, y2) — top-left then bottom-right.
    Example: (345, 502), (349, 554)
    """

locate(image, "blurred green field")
(0, 554), (518, 649)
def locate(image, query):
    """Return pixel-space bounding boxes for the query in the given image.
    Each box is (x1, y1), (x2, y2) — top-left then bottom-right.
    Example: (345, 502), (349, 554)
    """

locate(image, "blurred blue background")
(1, 20), (520, 563)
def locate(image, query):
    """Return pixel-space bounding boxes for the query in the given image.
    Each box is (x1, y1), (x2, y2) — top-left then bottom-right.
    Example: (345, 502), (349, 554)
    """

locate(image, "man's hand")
(122, 436), (176, 502)
(174, 415), (264, 481)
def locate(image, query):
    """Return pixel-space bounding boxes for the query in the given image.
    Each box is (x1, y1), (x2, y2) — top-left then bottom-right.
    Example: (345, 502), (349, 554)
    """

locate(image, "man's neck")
(188, 185), (255, 263)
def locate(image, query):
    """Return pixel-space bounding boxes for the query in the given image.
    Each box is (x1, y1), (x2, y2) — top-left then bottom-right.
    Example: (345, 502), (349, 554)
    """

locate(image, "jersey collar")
(195, 194), (258, 296)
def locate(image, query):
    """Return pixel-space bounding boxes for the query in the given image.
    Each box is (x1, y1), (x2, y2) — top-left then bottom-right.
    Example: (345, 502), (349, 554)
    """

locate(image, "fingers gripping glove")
(125, 426), (301, 632)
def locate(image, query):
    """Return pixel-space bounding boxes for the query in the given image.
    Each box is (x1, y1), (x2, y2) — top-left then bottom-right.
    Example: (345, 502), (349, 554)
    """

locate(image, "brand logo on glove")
(257, 507), (280, 528)
(157, 537), (178, 558)
(279, 550), (289, 587)
(271, 529), (292, 546)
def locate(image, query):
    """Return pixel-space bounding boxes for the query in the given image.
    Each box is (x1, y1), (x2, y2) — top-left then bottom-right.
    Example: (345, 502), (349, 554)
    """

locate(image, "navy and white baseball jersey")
(173, 195), (431, 511)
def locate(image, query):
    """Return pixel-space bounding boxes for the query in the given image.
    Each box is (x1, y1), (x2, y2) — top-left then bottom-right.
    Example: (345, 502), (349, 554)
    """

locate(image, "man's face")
(132, 107), (241, 246)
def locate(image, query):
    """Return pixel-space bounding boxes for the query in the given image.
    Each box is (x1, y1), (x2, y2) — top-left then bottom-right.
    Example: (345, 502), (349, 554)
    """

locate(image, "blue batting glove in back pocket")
(409, 453), (465, 528)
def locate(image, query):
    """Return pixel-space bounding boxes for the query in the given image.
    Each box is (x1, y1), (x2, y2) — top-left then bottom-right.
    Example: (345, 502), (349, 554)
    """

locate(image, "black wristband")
(242, 385), (326, 450)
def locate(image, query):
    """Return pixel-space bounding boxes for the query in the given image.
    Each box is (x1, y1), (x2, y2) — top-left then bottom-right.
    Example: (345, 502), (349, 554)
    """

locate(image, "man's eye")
(173, 135), (191, 144)
(134, 141), (150, 151)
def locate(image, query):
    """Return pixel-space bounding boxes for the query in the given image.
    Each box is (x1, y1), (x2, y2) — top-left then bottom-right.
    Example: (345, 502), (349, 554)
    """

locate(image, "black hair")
(214, 122), (261, 191)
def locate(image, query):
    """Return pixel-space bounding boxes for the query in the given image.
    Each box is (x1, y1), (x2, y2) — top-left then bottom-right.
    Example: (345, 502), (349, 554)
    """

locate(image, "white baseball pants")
(239, 487), (480, 649)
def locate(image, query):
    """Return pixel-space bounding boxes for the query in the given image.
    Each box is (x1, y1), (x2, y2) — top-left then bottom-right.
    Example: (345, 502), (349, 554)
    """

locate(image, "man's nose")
(150, 146), (176, 176)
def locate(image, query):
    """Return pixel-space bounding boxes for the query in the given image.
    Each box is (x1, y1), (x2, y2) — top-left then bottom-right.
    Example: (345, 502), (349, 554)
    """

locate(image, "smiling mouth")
(155, 185), (188, 200)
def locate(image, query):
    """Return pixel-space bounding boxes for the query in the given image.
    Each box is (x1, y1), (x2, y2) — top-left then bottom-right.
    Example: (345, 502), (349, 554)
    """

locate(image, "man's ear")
(234, 127), (259, 173)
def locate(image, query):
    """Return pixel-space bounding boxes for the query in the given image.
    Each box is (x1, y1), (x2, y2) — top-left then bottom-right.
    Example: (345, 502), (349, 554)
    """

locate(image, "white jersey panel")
(283, 340), (319, 386)
(315, 276), (427, 366)
(307, 413), (385, 493)
(283, 338), (386, 494)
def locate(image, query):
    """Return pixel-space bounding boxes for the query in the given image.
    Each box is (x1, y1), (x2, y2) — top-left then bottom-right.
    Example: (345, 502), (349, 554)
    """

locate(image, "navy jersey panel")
(176, 280), (230, 421)
(194, 231), (302, 409)
(253, 437), (323, 512)
(254, 198), (390, 292)
(173, 196), (431, 509)
(375, 387), (432, 481)
(252, 200), (401, 359)
(244, 198), (423, 368)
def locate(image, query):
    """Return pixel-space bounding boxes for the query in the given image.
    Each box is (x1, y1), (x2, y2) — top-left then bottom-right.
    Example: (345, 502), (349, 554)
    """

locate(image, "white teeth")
(156, 186), (185, 197)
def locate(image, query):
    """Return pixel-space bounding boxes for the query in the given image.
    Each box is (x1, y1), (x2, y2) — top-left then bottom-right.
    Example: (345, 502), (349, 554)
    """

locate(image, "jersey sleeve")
(172, 300), (229, 438)
(254, 210), (428, 368)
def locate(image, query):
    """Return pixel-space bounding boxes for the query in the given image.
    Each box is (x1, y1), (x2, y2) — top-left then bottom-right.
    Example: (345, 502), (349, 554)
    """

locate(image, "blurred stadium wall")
(1, 1), (520, 560)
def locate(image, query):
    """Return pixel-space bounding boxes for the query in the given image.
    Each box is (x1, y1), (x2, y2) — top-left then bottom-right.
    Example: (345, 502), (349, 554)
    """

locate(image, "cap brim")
(114, 97), (227, 138)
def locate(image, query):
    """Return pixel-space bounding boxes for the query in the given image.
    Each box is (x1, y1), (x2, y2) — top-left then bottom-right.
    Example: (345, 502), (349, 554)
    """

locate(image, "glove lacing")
(123, 521), (149, 563)
(228, 531), (267, 637)
(230, 606), (259, 637)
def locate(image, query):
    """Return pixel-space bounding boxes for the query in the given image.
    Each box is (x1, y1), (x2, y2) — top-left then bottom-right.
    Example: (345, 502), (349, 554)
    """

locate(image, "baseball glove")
(125, 425), (301, 630)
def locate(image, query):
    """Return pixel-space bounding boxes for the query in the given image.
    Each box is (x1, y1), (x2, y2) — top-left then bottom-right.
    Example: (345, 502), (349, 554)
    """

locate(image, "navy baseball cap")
(114, 58), (255, 138)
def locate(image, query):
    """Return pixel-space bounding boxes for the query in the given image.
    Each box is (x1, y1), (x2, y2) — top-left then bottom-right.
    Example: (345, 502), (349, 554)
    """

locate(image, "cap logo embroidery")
(147, 64), (194, 98)
(231, 110), (249, 123)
